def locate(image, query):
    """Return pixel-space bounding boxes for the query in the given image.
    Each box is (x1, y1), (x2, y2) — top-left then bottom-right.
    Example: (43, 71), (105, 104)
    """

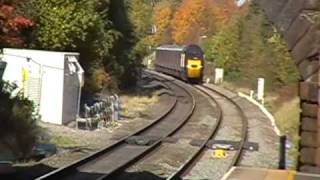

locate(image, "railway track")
(36, 71), (195, 180)
(111, 78), (220, 178)
(178, 84), (248, 180)
(109, 72), (248, 180)
(113, 80), (247, 180)
(37, 70), (250, 180)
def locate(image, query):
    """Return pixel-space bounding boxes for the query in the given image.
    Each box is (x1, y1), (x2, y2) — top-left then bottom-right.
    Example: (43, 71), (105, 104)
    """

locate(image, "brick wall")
(254, 0), (320, 173)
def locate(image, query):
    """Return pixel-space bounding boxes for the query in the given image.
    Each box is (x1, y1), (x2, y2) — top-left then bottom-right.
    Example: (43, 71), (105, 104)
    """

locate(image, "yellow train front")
(154, 44), (204, 83)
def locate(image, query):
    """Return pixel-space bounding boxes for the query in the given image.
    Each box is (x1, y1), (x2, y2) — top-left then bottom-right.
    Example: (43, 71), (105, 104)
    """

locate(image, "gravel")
(124, 84), (220, 178)
(184, 86), (244, 180)
(236, 97), (280, 168)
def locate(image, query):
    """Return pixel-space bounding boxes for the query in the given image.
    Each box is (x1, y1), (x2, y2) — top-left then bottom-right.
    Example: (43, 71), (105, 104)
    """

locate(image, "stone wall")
(254, 0), (320, 173)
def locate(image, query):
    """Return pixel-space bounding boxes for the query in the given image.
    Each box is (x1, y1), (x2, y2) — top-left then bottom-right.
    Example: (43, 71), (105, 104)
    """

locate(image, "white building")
(1, 48), (84, 125)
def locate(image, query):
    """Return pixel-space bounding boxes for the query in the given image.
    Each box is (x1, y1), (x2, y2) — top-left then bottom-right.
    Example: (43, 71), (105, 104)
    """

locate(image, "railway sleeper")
(125, 136), (180, 146)
(140, 82), (164, 90)
(155, 89), (174, 96)
(124, 135), (259, 151)
(189, 139), (259, 151)
(125, 136), (161, 146)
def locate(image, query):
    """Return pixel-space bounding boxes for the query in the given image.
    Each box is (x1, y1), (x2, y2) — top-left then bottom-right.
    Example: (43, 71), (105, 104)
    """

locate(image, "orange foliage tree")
(152, 0), (174, 44)
(171, 0), (208, 44)
(170, 0), (238, 44)
(211, 0), (239, 25)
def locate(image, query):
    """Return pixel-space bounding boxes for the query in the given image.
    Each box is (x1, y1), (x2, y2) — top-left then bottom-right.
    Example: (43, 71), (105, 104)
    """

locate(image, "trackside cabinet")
(1, 48), (84, 125)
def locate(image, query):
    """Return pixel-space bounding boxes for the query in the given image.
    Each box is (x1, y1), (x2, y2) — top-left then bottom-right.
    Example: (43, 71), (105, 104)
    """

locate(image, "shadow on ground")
(0, 164), (180, 180)
(0, 163), (56, 180)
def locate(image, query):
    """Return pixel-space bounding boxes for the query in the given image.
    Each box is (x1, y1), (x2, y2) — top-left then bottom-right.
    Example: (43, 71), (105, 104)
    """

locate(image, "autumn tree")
(152, 0), (174, 44)
(211, 0), (239, 26)
(171, 0), (215, 44)
(0, 1), (33, 47)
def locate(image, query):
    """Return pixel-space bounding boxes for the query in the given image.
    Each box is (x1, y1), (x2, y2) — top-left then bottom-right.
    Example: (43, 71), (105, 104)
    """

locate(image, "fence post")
(279, 135), (287, 169)
(257, 78), (264, 104)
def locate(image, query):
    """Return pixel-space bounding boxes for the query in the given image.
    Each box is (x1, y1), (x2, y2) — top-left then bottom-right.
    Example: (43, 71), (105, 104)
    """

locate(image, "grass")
(273, 97), (300, 169)
(273, 98), (300, 137)
(49, 135), (77, 148)
(121, 92), (159, 115)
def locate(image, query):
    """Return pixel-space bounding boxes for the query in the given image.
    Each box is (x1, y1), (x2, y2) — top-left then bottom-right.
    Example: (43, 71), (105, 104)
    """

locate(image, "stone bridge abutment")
(255, 0), (320, 173)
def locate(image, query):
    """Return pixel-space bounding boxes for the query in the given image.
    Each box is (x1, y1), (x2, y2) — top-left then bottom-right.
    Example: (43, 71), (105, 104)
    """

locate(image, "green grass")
(49, 135), (77, 147)
(273, 98), (300, 137)
(273, 97), (300, 169)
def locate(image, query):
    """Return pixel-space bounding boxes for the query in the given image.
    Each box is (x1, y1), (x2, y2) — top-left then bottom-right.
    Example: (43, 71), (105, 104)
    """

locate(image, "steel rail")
(202, 85), (248, 166)
(100, 71), (196, 179)
(36, 71), (195, 180)
(166, 84), (223, 179)
(167, 84), (248, 179)
(36, 74), (178, 180)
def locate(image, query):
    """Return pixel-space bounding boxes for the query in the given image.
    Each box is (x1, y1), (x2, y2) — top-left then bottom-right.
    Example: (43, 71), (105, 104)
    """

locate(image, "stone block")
(302, 103), (318, 118)
(275, 0), (305, 33)
(259, 0), (289, 22)
(304, 0), (320, 11)
(302, 117), (318, 131)
(300, 147), (316, 164)
(292, 26), (320, 64)
(254, 0), (269, 9)
(284, 14), (313, 50)
(299, 165), (320, 173)
(306, 70), (320, 84)
(299, 82), (319, 102)
(298, 59), (320, 81)
(316, 147), (320, 166)
(301, 131), (318, 147)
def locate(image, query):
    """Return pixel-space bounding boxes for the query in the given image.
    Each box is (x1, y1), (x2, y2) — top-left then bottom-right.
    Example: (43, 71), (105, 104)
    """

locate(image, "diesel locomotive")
(154, 44), (204, 83)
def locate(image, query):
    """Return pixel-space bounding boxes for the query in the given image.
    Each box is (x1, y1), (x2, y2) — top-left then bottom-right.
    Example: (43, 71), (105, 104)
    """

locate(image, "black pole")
(0, 61), (7, 79)
(279, 135), (287, 169)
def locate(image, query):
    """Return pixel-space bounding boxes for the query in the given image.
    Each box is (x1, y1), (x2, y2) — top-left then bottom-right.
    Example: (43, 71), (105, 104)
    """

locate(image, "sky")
(235, 0), (247, 7)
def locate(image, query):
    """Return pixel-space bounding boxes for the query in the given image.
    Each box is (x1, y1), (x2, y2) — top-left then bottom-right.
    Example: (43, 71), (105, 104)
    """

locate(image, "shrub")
(0, 81), (40, 159)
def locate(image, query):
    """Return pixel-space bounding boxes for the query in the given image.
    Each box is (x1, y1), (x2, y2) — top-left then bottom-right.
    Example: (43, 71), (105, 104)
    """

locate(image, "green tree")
(203, 3), (299, 87)
(16, 0), (158, 91)
(23, 0), (120, 92)
(203, 19), (242, 80)
(128, 0), (153, 39)
(108, 0), (153, 88)
(127, 0), (154, 60)
(267, 30), (300, 86)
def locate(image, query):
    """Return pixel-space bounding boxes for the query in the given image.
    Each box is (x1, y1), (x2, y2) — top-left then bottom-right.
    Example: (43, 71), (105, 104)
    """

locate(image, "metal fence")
(79, 94), (121, 129)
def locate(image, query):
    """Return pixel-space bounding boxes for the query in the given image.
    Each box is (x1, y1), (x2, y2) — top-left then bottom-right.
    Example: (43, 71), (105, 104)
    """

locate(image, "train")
(154, 44), (205, 83)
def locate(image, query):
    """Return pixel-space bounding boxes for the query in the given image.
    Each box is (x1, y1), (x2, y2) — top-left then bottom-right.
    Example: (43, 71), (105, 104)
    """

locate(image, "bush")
(0, 81), (40, 159)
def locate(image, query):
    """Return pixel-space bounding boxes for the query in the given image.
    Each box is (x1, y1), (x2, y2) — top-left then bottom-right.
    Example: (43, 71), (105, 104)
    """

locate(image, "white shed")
(1, 48), (84, 125)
